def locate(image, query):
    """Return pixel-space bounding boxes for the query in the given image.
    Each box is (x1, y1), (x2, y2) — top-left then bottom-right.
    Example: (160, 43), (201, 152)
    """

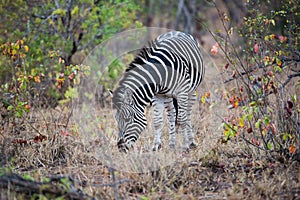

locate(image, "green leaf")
(60, 177), (72, 189)
(23, 174), (34, 181)
(16, 110), (24, 118)
(135, 21), (143, 28)
(283, 133), (291, 141)
(64, 86), (78, 99)
(140, 196), (149, 200)
(52, 8), (66, 16)
(249, 101), (256, 107)
(292, 94), (297, 103)
(255, 120), (261, 129)
(247, 113), (253, 121)
(267, 142), (272, 150)
(264, 115), (270, 125)
(209, 101), (218, 109)
(7, 105), (14, 111)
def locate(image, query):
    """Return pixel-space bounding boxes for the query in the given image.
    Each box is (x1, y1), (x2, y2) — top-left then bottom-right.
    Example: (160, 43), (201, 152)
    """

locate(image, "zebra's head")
(112, 88), (147, 152)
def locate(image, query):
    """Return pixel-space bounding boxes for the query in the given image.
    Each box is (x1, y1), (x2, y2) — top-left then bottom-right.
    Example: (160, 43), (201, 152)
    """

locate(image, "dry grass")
(0, 99), (299, 200)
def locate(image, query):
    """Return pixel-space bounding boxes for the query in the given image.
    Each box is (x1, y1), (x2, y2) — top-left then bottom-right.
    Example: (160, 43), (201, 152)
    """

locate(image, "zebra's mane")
(125, 40), (157, 72)
(112, 40), (158, 109)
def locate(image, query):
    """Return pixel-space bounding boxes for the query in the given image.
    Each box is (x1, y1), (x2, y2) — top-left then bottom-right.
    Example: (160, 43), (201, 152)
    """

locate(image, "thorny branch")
(223, 56), (300, 84)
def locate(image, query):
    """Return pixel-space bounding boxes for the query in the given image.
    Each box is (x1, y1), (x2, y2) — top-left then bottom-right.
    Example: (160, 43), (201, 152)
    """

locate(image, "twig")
(82, 178), (133, 187)
(279, 73), (300, 89)
(223, 56), (299, 84)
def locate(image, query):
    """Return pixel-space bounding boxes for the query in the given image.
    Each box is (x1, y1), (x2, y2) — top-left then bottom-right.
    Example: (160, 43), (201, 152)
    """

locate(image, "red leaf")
(240, 86), (244, 92)
(69, 72), (74, 80)
(287, 100), (293, 109)
(61, 130), (69, 136)
(257, 76), (262, 81)
(279, 35), (287, 43)
(225, 63), (229, 70)
(247, 127), (253, 133)
(269, 123), (276, 134)
(232, 70), (237, 78)
(210, 42), (219, 55)
(12, 139), (28, 145)
(254, 43), (259, 53)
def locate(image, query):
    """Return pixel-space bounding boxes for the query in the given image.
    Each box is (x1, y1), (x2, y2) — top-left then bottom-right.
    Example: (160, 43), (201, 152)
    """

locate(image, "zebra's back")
(120, 31), (204, 103)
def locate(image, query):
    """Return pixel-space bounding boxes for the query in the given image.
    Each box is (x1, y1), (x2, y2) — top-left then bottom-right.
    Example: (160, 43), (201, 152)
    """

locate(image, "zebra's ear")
(108, 89), (114, 97)
(123, 88), (134, 105)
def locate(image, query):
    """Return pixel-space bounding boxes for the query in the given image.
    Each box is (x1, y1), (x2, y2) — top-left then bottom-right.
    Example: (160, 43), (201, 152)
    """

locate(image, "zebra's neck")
(113, 72), (157, 114)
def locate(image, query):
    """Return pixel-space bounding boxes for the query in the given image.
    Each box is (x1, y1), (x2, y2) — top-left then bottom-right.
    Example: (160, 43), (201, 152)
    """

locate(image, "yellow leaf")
(264, 35), (269, 41)
(228, 27), (233, 35)
(34, 76), (40, 83)
(12, 49), (17, 55)
(239, 118), (244, 128)
(110, 17), (114, 23)
(71, 6), (79, 16)
(233, 101), (239, 108)
(123, 21), (131, 29)
(24, 45), (29, 52)
(201, 95), (206, 103)
(270, 19), (275, 26)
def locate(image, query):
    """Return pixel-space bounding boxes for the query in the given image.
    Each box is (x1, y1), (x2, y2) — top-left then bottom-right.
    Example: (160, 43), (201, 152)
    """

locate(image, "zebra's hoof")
(152, 144), (161, 151)
(182, 147), (190, 153)
(189, 142), (197, 149)
(169, 143), (176, 149)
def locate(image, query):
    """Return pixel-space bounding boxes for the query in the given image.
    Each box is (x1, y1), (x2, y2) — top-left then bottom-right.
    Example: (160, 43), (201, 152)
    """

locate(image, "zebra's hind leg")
(176, 94), (190, 150)
(187, 92), (197, 149)
(152, 96), (164, 151)
(165, 97), (177, 149)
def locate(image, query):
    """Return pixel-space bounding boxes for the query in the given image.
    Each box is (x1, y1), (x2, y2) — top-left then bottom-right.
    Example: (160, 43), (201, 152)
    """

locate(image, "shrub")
(211, 0), (299, 160)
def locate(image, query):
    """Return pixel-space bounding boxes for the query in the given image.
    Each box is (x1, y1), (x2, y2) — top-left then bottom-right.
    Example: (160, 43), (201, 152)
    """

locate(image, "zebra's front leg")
(152, 96), (164, 151)
(177, 95), (189, 150)
(187, 92), (197, 148)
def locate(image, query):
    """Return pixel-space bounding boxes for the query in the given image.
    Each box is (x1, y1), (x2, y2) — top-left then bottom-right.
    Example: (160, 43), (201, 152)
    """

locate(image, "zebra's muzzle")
(117, 138), (129, 153)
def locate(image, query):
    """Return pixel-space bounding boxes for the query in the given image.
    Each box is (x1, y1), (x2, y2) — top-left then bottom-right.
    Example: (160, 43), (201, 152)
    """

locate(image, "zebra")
(111, 31), (204, 152)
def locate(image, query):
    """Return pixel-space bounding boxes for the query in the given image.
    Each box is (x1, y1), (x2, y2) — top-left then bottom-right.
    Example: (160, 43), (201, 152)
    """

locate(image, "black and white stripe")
(112, 31), (204, 152)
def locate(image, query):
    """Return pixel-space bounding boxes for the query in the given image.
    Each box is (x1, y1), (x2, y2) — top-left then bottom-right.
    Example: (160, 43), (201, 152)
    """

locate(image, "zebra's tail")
(173, 98), (178, 125)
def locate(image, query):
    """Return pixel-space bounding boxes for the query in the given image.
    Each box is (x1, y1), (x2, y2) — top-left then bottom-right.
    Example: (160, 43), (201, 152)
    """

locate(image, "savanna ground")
(1, 0), (300, 199)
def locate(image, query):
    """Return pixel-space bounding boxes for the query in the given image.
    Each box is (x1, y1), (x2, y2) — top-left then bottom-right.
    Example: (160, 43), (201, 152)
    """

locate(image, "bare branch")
(279, 73), (300, 89)
(174, 0), (184, 30)
(54, 0), (60, 8)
